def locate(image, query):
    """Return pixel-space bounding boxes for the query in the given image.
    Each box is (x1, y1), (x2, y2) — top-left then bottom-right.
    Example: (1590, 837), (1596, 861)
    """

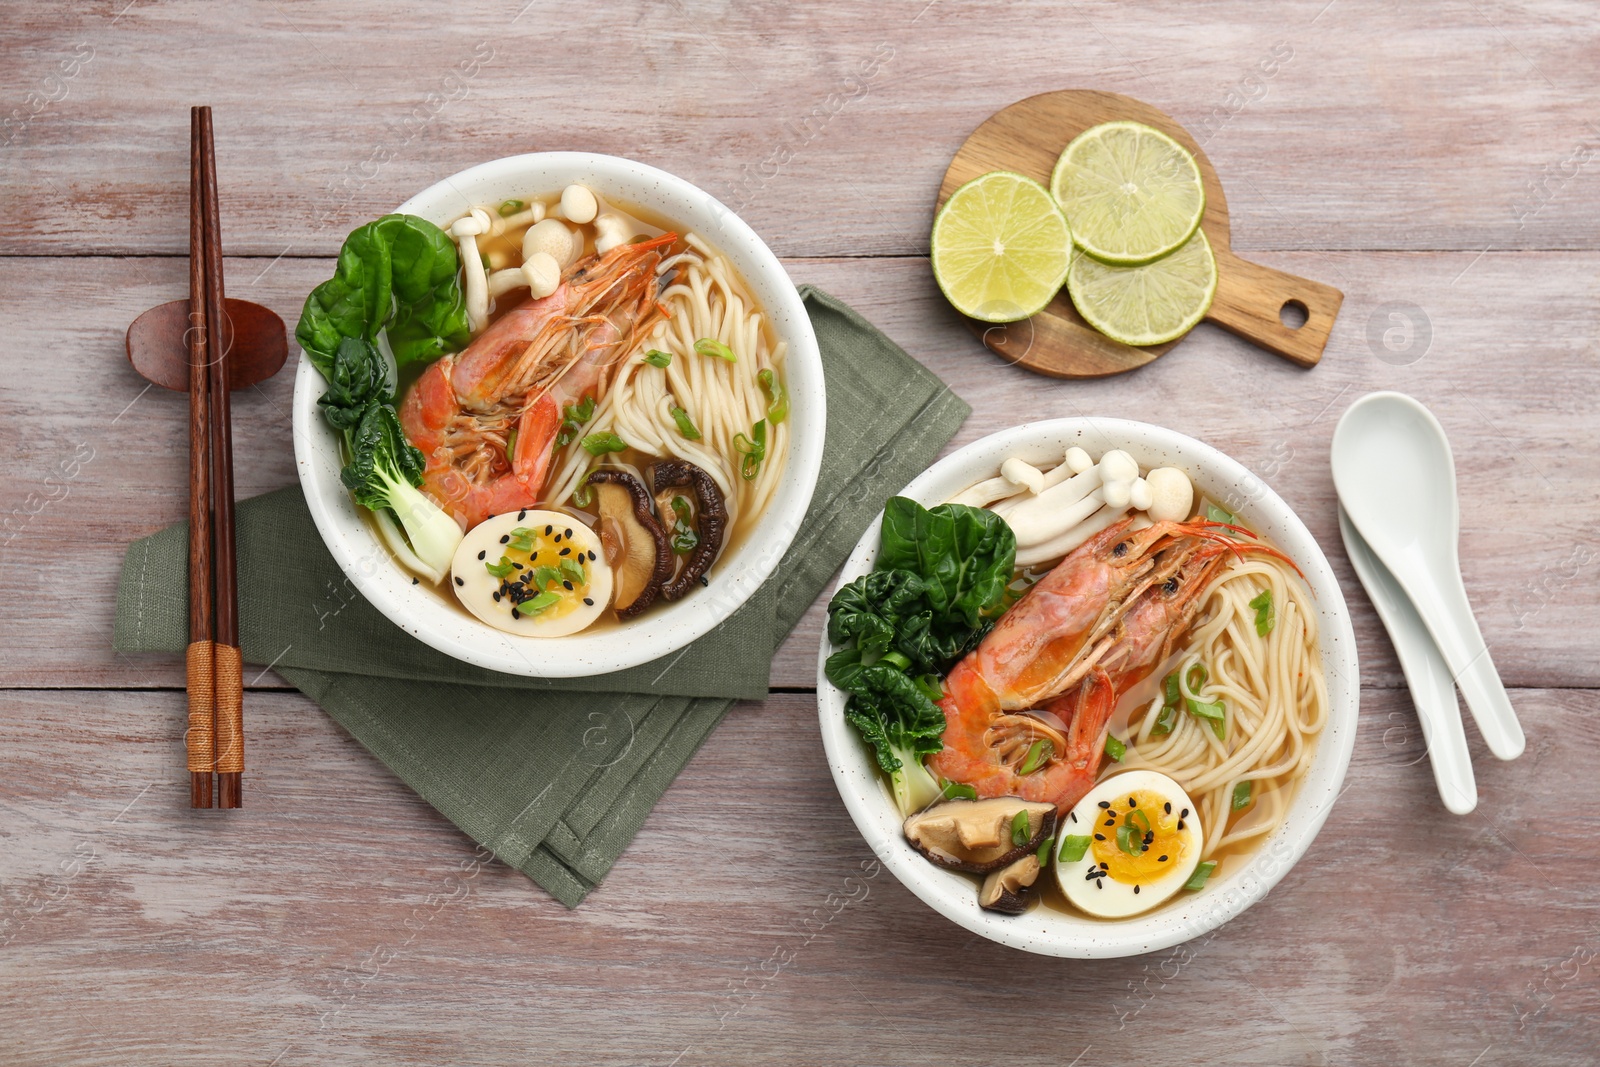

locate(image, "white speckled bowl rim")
(293, 153), (825, 678)
(816, 418), (1359, 958)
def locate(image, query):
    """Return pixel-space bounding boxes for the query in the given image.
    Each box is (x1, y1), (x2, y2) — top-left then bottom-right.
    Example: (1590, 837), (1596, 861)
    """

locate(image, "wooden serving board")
(938, 90), (1344, 378)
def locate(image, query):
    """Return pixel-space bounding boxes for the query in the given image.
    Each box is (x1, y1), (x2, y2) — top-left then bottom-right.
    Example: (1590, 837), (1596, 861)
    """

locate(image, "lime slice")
(1051, 121), (1205, 266)
(931, 170), (1073, 323)
(1067, 229), (1217, 346)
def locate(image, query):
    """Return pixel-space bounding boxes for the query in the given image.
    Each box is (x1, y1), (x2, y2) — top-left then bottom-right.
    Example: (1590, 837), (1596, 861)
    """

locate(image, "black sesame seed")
(477, 550), (486, 560)
(1128, 798), (1137, 808)
(1099, 862), (1109, 870)
(1068, 811), (1077, 823)
(1181, 808), (1189, 818)
(563, 581), (573, 590)
(1178, 820), (1186, 830)
(411, 577), (419, 585)
(587, 550), (597, 561)
(493, 592), (501, 602)
(544, 524), (552, 534)
(1158, 855), (1168, 862)
(564, 528), (573, 538)
(1164, 802), (1172, 814)
(1105, 818), (1115, 827)
(699, 574), (709, 586)
(511, 609), (520, 618)
(499, 534), (509, 544)
(454, 577), (464, 587)
(513, 561), (524, 569)
(559, 547), (571, 556)
(1134, 885), (1141, 895)
(1097, 801), (1110, 809)
(1094, 833), (1105, 841)
(1095, 880), (1103, 890)
(582, 597), (594, 606)
(554, 534), (562, 543)
(1085, 871), (1098, 881)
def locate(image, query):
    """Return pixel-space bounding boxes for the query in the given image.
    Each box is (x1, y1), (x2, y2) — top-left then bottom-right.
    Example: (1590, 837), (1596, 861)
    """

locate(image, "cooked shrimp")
(928, 518), (1295, 812)
(398, 234), (676, 529)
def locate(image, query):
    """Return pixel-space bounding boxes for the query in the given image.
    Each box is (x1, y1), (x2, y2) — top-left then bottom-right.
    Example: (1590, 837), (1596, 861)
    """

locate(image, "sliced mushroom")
(979, 853), (1042, 915)
(650, 460), (727, 600)
(588, 470), (673, 618)
(903, 797), (1056, 874)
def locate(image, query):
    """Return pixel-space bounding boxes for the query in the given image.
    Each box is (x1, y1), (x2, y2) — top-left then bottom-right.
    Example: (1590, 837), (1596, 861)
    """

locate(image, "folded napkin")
(114, 286), (969, 905)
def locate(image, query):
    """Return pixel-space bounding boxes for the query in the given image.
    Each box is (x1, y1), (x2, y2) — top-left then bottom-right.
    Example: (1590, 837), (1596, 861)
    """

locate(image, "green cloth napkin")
(114, 286), (969, 906)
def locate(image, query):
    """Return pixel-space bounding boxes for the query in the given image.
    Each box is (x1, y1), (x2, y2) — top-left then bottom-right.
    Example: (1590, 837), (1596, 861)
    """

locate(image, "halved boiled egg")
(1055, 769), (1203, 919)
(449, 509), (613, 637)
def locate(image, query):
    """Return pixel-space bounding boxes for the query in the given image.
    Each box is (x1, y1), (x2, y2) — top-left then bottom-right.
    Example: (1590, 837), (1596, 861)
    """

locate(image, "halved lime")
(931, 170), (1073, 323)
(1067, 229), (1217, 346)
(1051, 121), (1205, 266)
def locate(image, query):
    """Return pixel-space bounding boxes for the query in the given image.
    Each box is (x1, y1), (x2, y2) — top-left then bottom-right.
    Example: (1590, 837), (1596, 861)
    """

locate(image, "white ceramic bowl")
(293, 153), (825, 677)
(816, 419), (1359, 958)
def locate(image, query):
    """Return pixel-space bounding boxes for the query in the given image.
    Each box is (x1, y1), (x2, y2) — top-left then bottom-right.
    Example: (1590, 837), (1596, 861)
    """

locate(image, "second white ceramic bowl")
(293, 153), (825, 677)
(816, 418), (1359, 958)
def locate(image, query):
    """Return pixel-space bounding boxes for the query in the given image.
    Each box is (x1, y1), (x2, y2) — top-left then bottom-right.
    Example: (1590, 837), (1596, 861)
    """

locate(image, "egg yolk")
(483, 523), (596, 622)
(1089, 788), (1192, 884)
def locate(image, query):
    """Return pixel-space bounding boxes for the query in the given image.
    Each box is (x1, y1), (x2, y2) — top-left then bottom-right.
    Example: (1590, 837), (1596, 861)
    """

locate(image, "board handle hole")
(1279, 300), (1309, 330)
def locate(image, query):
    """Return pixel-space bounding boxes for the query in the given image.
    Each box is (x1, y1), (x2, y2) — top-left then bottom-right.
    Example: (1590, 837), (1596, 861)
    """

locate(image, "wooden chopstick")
(197, 107), (246, 809)
(185, 107), (216, 809)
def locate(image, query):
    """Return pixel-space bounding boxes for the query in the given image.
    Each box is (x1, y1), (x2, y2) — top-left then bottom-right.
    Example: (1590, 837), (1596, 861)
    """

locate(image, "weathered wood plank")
(2, 0), (1599, 257)
(0, 687), (1594, 1065)
(1, 251), (1595, 690)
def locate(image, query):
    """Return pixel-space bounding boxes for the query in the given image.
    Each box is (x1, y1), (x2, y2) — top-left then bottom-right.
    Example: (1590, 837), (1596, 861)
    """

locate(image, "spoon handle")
(1340, 511), (1477, 813)
(1401, 551), (1526, 760)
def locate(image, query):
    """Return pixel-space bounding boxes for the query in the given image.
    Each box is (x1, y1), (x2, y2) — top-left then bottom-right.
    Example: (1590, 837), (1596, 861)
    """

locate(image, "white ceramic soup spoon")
(1340, 507), (1478, 813)
(1331, 391), (1524, 761)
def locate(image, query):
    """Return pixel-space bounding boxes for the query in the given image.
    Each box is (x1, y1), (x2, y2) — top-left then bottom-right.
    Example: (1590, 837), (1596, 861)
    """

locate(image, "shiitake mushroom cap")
(650, 460), (727, 600)
(588, 469), (673, 618)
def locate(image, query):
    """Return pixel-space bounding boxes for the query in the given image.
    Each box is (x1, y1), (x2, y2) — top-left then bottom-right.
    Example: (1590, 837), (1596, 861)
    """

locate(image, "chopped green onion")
(642, 349), (672, 369)
(571, 471), (594, 508)
(1104, 734), (1127, 762)
(669, 496), (698, 554)
(1163, 670), (1181, 707)
(694, 337), (736, 362)
(556, 396), (596, 448)
(1058, 835), (1092, 863)
(878, 650), (911, 672)
(669, 405), (702, 441)
(509, 526), (536, 552)
(1010, 809), (1031, 847)
(1184, 860), (1218, 891)
(1232, 780), (1253, 811)
(734, 418), (767, 480)
(504, 427), (518, 463)
(498, 199), (525, 216)
(1206, 502), (1243, 539)
(580, 431), (628, 456)
(1185, 662), (1208, 693)
(1151, 702), (1178, 737)
(559, 558), (586, 585)
(940, 780), (977, 801)
(514, 589), (562, 615)
(485, 556), (515, 579)
(1187, 696), (1227, 740)
(758, 368), (788, 425)
(531, 565), (562, 589)
(1036, 836), (1054, 868)
(1115, 821), (1143, 857)
(1249, 588), (1275, 636)
(1019, 739), (1053, 776)
(1126, 807), (1152, 836)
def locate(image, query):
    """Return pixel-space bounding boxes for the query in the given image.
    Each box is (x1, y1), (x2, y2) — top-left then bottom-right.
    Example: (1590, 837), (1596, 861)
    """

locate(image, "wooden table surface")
(4, 2), (1598, 1064)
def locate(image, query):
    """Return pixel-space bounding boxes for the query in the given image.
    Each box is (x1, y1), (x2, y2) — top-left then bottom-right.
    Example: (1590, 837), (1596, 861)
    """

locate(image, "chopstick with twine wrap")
(200, 107), (245, 808)
(184, 107), (216, 808)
